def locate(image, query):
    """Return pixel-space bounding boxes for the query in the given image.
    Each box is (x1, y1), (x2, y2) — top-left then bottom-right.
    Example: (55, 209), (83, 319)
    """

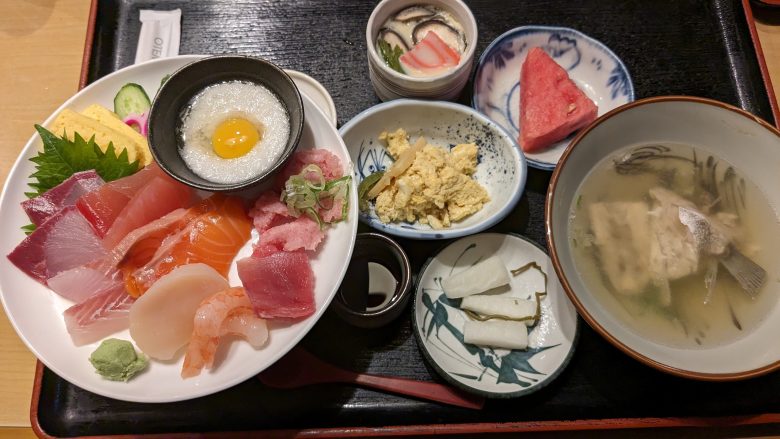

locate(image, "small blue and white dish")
(339, 99), (526, 240)
(472, 26), (634, 171)
(412, 233), (579, 398)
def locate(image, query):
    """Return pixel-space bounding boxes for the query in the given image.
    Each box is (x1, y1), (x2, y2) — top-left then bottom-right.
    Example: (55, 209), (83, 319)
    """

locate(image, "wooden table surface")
(1, 1), (780, 437)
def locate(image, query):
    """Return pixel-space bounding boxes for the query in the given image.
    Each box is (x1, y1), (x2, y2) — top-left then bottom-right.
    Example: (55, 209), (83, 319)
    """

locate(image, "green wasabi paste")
(89, 338), (148, 382)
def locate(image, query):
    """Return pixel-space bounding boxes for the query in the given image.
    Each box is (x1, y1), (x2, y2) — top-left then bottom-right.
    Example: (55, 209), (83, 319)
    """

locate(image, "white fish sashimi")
(463, 320), (528, 350)
(129, 263), (229, 360)
(442, 255), (510, 298)
(47, 266), (121, 303)
(460, 296), (538, 326)
(63, 282), (133, 346)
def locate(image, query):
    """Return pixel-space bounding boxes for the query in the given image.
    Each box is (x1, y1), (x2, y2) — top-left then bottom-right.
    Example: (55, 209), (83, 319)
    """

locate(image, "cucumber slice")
(114, 83), (151, 119)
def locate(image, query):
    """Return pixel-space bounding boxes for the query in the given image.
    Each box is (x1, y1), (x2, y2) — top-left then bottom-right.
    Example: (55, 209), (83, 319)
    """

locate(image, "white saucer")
(286, 70), (338, 126)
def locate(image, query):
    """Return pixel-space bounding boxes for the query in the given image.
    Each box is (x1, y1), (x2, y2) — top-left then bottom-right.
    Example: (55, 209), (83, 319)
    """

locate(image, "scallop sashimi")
(129, 263), (230, 360)
(181, 287), (267, 378)
(399, 31), (461, 76)
(120, 195), (252, 298)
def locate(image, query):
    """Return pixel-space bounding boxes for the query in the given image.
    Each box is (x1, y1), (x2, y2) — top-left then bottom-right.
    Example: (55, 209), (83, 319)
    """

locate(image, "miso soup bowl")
(366, 0), (478, 101)
(546, 96), (780, 380)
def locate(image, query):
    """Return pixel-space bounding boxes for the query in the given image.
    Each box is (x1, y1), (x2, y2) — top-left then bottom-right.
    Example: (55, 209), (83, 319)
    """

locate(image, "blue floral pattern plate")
(412, 233), (579, 398)
(472, 26), (634, 170)
(339, 100), (526, 240)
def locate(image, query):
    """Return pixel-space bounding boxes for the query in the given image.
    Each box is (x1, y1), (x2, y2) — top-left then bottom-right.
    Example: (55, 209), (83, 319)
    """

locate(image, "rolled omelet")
(81, 104), (152, 165)
(49, 108), (145, 165)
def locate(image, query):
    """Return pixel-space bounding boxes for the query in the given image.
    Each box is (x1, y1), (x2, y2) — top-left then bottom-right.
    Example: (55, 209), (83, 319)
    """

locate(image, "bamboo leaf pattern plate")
(412, 233), (579, 398)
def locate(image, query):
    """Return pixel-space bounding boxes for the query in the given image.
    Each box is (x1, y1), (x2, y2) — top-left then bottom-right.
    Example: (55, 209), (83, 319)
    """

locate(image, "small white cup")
(366, 0), (478, 101)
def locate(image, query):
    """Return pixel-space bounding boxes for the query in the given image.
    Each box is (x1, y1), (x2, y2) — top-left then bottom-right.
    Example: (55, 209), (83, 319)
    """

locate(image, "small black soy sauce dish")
(147, 55), (304, 193)
(333, 233), (412, 328)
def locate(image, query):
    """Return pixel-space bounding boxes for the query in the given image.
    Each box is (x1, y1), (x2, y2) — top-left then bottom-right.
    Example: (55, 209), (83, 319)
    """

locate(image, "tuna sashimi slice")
(102, 176), (193, 248)
(7, 206), (106, 284)
(77, 163), (189, 237)
(258, 215), (324, 252)
(237, 251), (315, 319)
(399, 31), (461, 75)
(275, 149), (344, 190)
(519, 47), (598, 153)
(22, 170), (104, 226)
(249, 191), (293, 232)
(63, 282), (134, 346)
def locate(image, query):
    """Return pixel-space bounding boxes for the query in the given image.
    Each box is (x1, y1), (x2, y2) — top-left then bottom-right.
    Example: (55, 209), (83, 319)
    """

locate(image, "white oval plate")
(472, 26), (634, 170)
(0, 55), (358, 402)
(412, 233), (579, 397)
(339, 99), (526, 240)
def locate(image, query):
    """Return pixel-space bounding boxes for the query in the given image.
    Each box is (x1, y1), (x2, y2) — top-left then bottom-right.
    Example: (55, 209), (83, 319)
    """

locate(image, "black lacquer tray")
(33, 0), (780, 436)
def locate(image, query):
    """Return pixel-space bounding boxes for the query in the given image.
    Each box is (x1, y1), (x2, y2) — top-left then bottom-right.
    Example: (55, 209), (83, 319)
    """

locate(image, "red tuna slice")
(249, 191), (293, 232)
(76, 163), (182, 237)
(275, 149), (344, 190)
(22, 170), (104, 226)
(63, 282), (134, 346)
(399, 31), (461, 74)
(519, 47), (598, 153)
(7, 206), (107, 284)
(101, 176), (193, 248)
(258, 215), (324, 252)
(237, 251), (315, 319)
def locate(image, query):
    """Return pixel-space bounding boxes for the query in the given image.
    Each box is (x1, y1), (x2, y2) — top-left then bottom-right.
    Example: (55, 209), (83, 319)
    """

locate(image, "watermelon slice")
(519, 47), (598, 153)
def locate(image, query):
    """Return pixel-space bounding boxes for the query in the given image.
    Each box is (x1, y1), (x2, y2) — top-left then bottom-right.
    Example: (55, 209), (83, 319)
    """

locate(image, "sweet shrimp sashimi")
(120, 195), (252, 298)
(181, 287), (268, 378)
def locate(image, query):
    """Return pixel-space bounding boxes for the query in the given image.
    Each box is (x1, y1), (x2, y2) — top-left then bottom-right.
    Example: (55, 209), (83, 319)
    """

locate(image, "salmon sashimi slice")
(181, 287), (267, 378)
(399, 31), (461, 74)
(120, 195), (252, 298)
(102, 176), (194, 248)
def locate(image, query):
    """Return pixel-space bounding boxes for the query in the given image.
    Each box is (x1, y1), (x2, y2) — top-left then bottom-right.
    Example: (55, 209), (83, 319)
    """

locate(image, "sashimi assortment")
(7, 86), (352, 382)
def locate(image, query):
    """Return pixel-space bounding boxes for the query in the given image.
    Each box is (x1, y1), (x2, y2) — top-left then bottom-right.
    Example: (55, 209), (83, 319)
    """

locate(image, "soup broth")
(568, 143), (779, 349)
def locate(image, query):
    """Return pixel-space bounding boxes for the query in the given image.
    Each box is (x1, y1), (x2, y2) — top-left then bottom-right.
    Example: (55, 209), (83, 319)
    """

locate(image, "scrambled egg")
(374, 128), (490, 229)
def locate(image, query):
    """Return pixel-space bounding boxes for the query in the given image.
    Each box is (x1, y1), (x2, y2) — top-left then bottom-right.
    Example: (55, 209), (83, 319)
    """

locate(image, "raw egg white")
(180, 81), (290, 184)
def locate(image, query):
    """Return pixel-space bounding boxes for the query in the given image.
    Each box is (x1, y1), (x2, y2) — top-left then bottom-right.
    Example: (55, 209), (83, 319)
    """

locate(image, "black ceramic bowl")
(333, 233), (413, 329)
(148, 55), (304, 192)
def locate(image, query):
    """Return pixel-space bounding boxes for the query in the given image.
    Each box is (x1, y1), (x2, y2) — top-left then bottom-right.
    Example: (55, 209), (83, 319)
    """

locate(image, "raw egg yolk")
(211, 118), (261, 158)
